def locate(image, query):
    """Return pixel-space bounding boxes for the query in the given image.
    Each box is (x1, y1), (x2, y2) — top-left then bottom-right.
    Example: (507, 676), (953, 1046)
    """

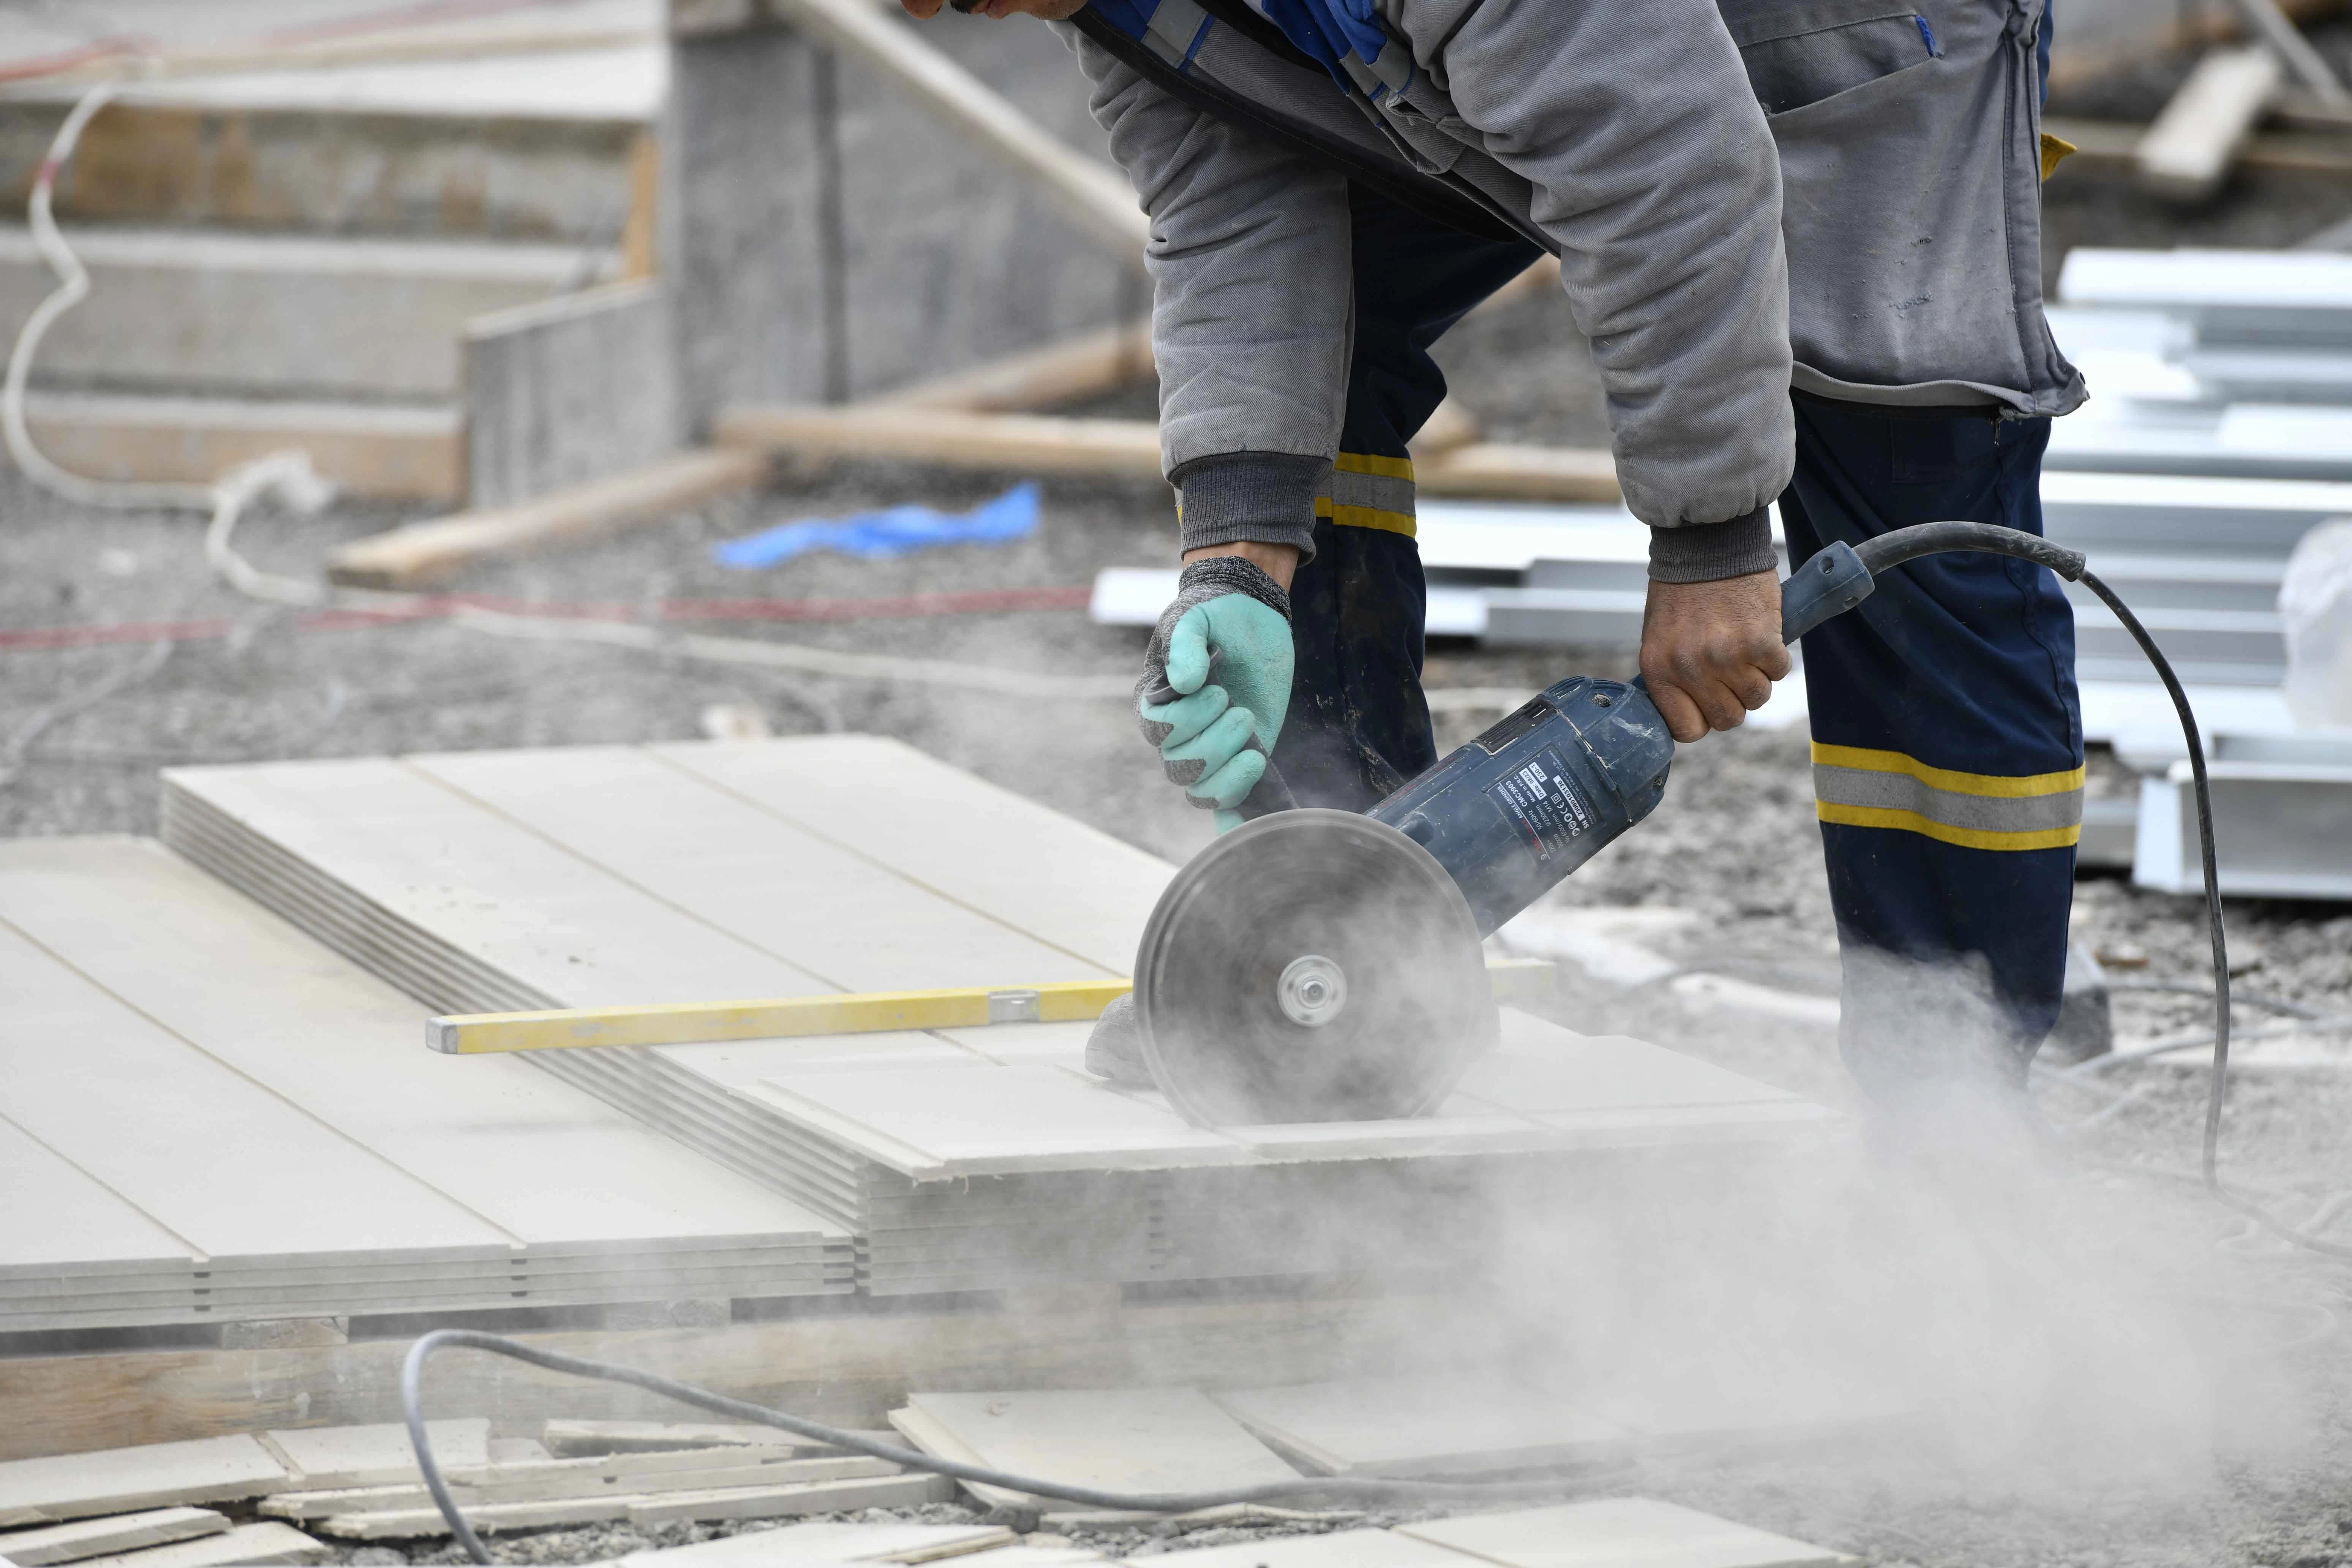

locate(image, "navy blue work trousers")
(1276, 185), (2083, 1081)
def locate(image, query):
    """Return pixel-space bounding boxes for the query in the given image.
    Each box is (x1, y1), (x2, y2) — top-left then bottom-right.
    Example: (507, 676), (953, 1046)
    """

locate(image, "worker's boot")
(1083, 993), (1155, 1087)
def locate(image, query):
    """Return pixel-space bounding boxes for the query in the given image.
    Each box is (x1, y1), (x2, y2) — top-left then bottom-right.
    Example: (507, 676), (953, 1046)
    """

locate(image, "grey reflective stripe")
(1142, 0), (1212, 69)
(1812, 763), (2084, 834)
(1326, 465), (1415, 525)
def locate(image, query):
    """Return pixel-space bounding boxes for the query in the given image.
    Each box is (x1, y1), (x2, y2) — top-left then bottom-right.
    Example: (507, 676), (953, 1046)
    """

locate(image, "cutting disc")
(1134, 809), (1498, 1127)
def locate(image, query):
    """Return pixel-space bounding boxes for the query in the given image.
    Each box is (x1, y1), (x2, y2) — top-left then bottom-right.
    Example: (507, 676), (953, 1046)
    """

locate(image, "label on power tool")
(1485, 744), (1594, 863)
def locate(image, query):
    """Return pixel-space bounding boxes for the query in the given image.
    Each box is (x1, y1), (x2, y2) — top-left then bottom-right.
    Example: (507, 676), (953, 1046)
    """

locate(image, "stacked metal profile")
(156, 740), (1838, 1298)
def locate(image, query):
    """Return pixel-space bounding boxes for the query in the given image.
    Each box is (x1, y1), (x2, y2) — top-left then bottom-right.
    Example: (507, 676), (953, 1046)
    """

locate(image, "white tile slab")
(1209, 1375), (1629, 1478)
(1397, 1499), (1852, 1567)
(0, 1508), (228, 1566)
(75, 1522), (327, 1567)
(0, 1437), (291, 1528)
(1135, 1528), (1482, 1567)
(411, 746), (1111, 993)
(160, 757), (826, 1007)
(262, 1421), (489, 1489)
(0, 838), (847, 1252)
(618, 1521), (1013, 1562)
(747, 1065), (1244, 1179)
(0, 920), (507, 1263)
(903, 1390), (1299, 1503)
(1453, 1014), (1803, 1115)
(0, 1115), (194, 1277)
(651, 737), (1175, 974)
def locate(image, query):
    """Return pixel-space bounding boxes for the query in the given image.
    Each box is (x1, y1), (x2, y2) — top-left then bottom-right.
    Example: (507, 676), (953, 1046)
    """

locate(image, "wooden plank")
(324, 447), (765, 589)
(714, 405), (1162, 482)
(876, 320), (1152, 413)
(0, 838), (846, 1253)
(0, 920), (510, 1265)
(75, 1522), (327, 1567)
(650, 737), (1176, 976)
(0, 1438), (290, 1528)
(409, 744), (1115, 994)
(0, 1508), (228, 1566)
(431, 980), (1131, 1054)
(0, 1294), (1424, 1462)
(763, 0), (1145, 258)
(2136, 46), (2284, 200)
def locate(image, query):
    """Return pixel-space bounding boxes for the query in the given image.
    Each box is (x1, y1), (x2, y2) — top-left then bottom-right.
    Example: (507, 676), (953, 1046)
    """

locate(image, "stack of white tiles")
(157, 737), (1838, 1298)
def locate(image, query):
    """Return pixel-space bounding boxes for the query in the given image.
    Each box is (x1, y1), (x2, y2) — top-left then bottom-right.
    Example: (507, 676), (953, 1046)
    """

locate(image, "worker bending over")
(904, 0), (2084, 1103)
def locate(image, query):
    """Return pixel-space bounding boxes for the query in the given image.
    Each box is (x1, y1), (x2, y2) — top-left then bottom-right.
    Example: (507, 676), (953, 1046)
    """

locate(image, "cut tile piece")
(1454, 1015), (1802, 1116)
(539, 1421), (887, 1459)
(617, 1520), (1014, 1562)
(748, 1066), (1245, 1180)
(262, 1420), (490, 1489)
(0, 1437), (291, 1528)
(74, 1522), (327, 1568)
(261, 1454), (899, 1517)
(623, 1472), (953, 1524)
(1210, 1374), (1630, 1477)
(899, 1390), (1298, 1507)
(1396, 1498), (1855, 1567)
(1136, 1528), (1483, 1566)
(0, 1508), (228, 1566)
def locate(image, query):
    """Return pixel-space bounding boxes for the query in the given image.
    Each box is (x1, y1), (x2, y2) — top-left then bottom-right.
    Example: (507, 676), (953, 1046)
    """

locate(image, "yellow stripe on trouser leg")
(1811, 742), (2084, 851)
(1315, 451), (1417, 537)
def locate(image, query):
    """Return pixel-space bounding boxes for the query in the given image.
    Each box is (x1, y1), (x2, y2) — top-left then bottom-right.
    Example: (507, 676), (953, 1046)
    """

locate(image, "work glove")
(1137, 556), (1294, 834)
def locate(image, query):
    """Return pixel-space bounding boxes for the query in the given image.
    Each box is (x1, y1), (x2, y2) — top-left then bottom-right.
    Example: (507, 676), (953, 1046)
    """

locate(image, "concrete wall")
(662, 2), (1140, 434)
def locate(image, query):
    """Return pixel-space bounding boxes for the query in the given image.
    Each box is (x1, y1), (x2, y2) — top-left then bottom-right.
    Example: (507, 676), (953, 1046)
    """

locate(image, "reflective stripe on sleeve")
(1316, 451), (1416, 536)
(1811, 742), (2084, 851)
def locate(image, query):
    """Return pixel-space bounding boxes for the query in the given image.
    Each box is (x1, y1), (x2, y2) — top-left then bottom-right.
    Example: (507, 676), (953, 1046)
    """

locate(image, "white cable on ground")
(6, 86), (1133, 705)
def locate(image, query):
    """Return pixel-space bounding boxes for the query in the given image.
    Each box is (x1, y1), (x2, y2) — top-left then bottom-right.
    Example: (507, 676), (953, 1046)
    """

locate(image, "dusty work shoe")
(1084, 993), (1155, 1087)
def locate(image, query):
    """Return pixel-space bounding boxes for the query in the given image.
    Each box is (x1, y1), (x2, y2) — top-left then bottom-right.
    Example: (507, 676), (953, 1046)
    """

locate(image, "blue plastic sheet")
(710, 483), (1040, 569)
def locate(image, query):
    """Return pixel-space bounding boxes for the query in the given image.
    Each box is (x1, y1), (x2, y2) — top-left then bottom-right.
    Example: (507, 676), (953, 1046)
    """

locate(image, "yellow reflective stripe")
(1335, 451), (1414, 481)
(1810, 742), (2085, 798)
(1818, 802), (2082, 852)
(1315, 497), (1417, 536)
(2040, 132), (2075, 182)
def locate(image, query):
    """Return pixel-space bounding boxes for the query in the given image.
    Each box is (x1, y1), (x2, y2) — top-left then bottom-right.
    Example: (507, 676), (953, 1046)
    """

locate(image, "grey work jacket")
(1070, 0), (2081, 544)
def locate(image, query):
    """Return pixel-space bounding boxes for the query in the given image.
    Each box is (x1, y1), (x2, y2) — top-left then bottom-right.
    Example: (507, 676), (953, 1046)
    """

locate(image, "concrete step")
(9, 391), (458, 502)
(0, 225), (620, 400)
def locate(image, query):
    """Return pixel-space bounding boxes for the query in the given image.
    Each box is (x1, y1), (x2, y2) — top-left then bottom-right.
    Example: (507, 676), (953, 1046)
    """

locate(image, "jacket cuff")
(1647, 506), (1776, 584)
(1172, 451), (1328, 564)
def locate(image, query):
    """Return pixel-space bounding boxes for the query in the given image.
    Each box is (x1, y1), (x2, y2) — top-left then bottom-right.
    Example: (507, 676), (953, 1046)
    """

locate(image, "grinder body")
(1369, 676), (1674, 936)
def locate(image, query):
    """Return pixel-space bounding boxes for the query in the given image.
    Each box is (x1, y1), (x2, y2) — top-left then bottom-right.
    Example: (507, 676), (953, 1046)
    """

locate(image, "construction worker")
(903, 0), (2083, 1102)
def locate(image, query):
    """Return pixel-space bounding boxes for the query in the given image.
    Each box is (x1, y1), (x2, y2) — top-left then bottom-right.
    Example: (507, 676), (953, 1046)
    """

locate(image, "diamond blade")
(1134, 809), (1497, 1127)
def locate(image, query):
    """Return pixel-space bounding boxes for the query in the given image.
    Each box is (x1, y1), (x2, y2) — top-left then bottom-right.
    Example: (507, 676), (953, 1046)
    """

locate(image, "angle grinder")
(1123, 520), (2093, 1127)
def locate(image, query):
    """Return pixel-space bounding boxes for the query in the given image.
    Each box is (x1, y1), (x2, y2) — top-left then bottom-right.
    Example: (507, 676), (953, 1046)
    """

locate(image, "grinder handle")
(1780, 539), (1874, 643)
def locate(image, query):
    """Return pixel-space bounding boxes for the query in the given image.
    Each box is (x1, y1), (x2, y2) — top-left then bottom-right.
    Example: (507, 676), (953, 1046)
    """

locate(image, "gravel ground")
(8, 58), (2352, 1564)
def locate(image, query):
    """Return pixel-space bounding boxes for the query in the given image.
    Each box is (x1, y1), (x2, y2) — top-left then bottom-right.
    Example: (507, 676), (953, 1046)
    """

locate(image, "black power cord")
(401, 522), (2352, 1560)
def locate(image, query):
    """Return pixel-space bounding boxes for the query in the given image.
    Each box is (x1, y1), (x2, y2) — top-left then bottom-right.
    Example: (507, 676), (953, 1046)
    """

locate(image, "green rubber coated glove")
(1136, 555), (1294, 833)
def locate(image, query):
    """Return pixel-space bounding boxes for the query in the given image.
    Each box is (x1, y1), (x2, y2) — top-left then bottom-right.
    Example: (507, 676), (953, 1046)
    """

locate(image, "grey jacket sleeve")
(1069, 28), (1349, 561)
(1379, 0), (1795, 547)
